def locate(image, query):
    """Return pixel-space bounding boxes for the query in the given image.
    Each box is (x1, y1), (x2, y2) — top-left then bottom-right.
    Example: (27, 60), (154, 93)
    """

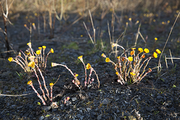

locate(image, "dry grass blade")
(158, 12), (180, 72)
(83, 22), (94, 44)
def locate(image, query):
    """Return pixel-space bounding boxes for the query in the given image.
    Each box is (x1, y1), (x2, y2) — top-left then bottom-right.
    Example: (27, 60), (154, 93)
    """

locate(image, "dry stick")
(165, 55), (168, 69)
(36, 65), (50, 100)
(169, 49), (174, 65)
(0, 92), (35, 97)
(83, 22), (94, 44)
(89, 10), (96, 44)
(33, 68), (47, 101)
(29, 83), (46, 105)
(0, 2), (10, 56)
(158, 12), (180, 72)
(91, 68), (100, 88)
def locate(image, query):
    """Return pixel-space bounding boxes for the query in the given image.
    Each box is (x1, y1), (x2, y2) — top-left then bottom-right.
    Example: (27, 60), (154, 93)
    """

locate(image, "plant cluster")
(51, 55), (100, 89)
(101, 43), (161, 85)
(8, 42), (55, 106)
(8, 42), (54, 73)
(7, 41), (162, 106)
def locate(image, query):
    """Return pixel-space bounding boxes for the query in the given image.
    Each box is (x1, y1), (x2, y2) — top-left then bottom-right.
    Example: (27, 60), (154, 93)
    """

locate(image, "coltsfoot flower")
(101, 53), (106, 58)
(130, 51), (135, 55)
(154, 37), (158, 41)
(36, 50), (41, 55)
(51, 62), (58, 67)
(138, 48), (143, 53)
(27, 80), (33, 85)
(42, 46), (46, 49)
(153, 52), (158, 58)
(130, 72), (136, 76)
(86, 63), (91, 70)
(105, 57), (110, 62)
(27, 42), (32, 48)
(8, 57), (13, 62)
(49, 83), (54, 87)
(50, 48), (54, 53)
(28, 61), (35, 68)
(156, 49), (161, 54)
(38, 47), (42, 50)
(128, 56), (133, 62)
(144, 48), (149, 53)
(78, 55), (83, 61)
(131, 48), (136, 51)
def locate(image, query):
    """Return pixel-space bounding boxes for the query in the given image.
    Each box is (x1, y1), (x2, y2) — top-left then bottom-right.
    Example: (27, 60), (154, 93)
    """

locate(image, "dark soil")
(0, 9), (180, 120)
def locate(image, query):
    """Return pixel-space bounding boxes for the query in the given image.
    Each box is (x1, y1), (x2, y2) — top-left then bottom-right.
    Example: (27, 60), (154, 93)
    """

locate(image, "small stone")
(102, 98), (110, 104)
(71, 97), (77, 102)
(39, 116), (44, 120)
(97, 114), (102, 120)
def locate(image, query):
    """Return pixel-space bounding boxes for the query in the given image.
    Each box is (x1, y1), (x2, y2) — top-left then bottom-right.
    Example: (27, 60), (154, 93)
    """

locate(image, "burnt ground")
(0, 10), (180, 120)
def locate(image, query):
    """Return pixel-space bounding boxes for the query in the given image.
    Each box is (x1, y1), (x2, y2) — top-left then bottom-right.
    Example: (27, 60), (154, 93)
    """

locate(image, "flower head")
(50, 48), (54, 53)
(144, 48), (149, 53)
(130, 72), (136, 76)
(105, 57), (110, 62)
(36, 50), (41, 55)
(116, 72), (119, 75)
(42, 46), (46, 49)
(156, 49), (161, 54)
(117, 56), (120, 59)
(128, 56), (133, 62)
(51, 62), (58, 67)
(27, 80), (33, 85)
(101, 53), (106, 58)
(86, 63), (91, 70)
(154, 37), (158, 41)
(153, 52), (158, 58)
(141, 54), (145, 58)
(28, 56), (35, 61)
(28, 61), (35, 68)
(38, 47), (42, 50)
(130, 51), (135, 55)
(27, 42), (32, 48)
(75, 74), (78, 77)
(78, 55), (83, 61)
(49, 83), (54, 87)
(8, 57), (13, 62)
(138, 48), (143, 53)
(131, 48), (136, 51)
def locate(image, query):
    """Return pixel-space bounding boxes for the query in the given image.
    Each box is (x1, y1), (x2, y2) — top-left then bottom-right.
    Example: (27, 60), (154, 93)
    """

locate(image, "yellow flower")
(51, 62), (58, 67)
(32, 23), (35, 26)
(117, 56), (120, 59)
(131, 48), (136, 51)
(27, 42), (31, 47)
(129, 18), (132, 21)
(101, 53), (106, 58)
(116, 72), (119, 75)
(130, 72), (136, 76)
(28, 61), (35, 68)
(78, 55), (83, 60)
(27, 80), (32, 85)
(156, 49), (161, 54)
(36, 50), (41, 55)
(75, 74), (78, 77)
(50, 48), (54, 53)
(138, 48), (143, 53)
(28, 56), (35, 61)
(25, 50), (30, 55)
(105, 57), (110, 62)
(153, 52), (158, 58)
(8, 57), (13, 62)
(154, 37), (158, 41)
(144, 48), (149, 53)
(38, 47), (42, 50)
(128, 56), (133, 62)
(86, 63), (91, 70)
(42, 46), (46, 49)
(130, 51), (134, 55)
(49, 83), (54, 87)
